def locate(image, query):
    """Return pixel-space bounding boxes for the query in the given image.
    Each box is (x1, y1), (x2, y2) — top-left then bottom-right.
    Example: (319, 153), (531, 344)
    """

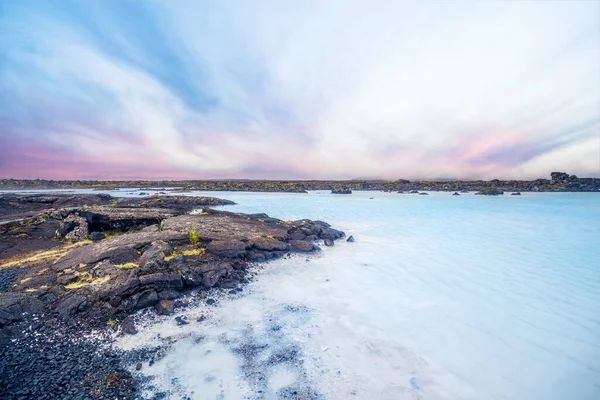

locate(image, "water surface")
(11, 189), (600, 399)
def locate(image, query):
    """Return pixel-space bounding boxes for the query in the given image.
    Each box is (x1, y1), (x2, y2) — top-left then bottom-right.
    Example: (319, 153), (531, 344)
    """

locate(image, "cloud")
(1, 0), (599, 180)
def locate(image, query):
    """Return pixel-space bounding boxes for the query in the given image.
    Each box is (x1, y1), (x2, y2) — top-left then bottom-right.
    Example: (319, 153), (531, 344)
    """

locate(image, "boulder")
(139, 240), (173, 269)
(121, 316), (137, 335)
(452, 192), (460, 196)
(135, 289), (159, 310)
(158, 289), (180, 300)
(60, 215), (89, 242)
(319, 227), (344, 240)
(155, 300), (174, 315)
(346, 235), (355, 243)
(56, 295), (87, 321)
(249, 237), (289, 251)
(89, 232), (105, 242)
(110, 247), (139, 264)
(474, 188), (504, 196)
(324, 239), (334, 247)
(287, 232), (306, 240)
(139, 272), (183, 290)
(202, 268), (229, 288)
(511, 192), (521, 196)
(289, 240), (318, 252)
(205, 240), (247, 258)
(331, 188), (352, 194)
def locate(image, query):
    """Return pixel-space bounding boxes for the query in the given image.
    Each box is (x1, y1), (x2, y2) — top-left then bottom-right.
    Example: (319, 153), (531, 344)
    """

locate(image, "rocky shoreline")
(1, 172), (599, 193)
(0, 193), (345, 399)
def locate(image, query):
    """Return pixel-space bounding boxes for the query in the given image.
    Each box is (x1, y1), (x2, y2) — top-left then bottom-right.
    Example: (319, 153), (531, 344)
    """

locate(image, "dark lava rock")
(179, 268), (203, 288)
(139, 240), (172, 269)
(511, 192), (522, 196)
(250, 237), (289, 251)
(0, 329), (137, 400)
(319, 227), (344, 240)
(346, 235), (355, 242)
(158, 289), (181, 300)
(289, 240), (318, 252)
(155, 300), (175, 315)
(121, 316), (138, 335)
(135, 289), (159, 310)
(110, 247), (140, 264)
(410, 190), (419, 194)
(175, 316), (188, 326)
(202, 268), (228, 288)
(139, 272), (183, 290)
(136, 362), (142, 371)
(419, 192), (429, 196)
(205, 298), (217, 306)
(475, 188), (504, 196)
(89, 231), (105, 242)
(324, 239), (334, 247)
(452, 192), (460, 196)
(56, 295), (87, 321)
(331, 188), (352, 194)
(205, 240), (248, 258)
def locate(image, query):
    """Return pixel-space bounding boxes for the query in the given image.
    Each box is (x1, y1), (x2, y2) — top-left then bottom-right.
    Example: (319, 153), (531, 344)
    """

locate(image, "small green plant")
(107, 318), (117, 327)
(189, 225), (200, 245)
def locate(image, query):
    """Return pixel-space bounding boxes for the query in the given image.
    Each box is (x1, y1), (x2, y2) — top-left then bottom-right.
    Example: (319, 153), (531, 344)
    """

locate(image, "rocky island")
(0, 193), (345, 399)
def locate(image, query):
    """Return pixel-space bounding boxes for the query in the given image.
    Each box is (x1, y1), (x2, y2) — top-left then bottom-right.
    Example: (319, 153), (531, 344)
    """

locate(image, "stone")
(109, 247), (139, 264)
(202, 268), (228, 288)
(89, 232), (105, 242)
(324, 239), (334, 247)
(346, 235), (355, 243)
(249, 237), (289, 251)
(452, 192), (460, 196)
(135, 289), (159, 310)
(175, 316), (188, 326)
(287, 232), (306, 240)
(62, 215), (89, 242)
(331, 188), (352, 194)
(158, 289), (180, 300)
(179, 269), (203, 288)
(155, 300), (174, 315)
(205, 240), (247, 258)
(289, 240), (318, 252)
(319, 227), (344, 240)
(139, 241), (172, 269)
(474, 188), (504, 196)
(139, 272), (183, 290)
(56, 295), (86, 321)
(511, 192), (521, 196)
(121, 316), (137, 335)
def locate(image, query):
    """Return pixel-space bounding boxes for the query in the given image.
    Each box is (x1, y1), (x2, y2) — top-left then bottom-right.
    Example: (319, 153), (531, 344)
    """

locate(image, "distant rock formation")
(331, 188), (352, 194)
(474, 188), (504, 196)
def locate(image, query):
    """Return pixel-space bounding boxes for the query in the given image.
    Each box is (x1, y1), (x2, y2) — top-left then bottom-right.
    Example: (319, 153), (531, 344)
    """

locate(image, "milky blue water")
(8, 189), (600, 399)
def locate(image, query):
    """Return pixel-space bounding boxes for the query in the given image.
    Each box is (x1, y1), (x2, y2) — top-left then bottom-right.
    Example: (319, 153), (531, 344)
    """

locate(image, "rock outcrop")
(331, 188), (352, 194)
(0, 193), (345, 337)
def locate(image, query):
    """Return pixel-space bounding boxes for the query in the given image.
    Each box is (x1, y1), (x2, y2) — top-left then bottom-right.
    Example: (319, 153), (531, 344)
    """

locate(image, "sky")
(1, 0), (599, 181)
